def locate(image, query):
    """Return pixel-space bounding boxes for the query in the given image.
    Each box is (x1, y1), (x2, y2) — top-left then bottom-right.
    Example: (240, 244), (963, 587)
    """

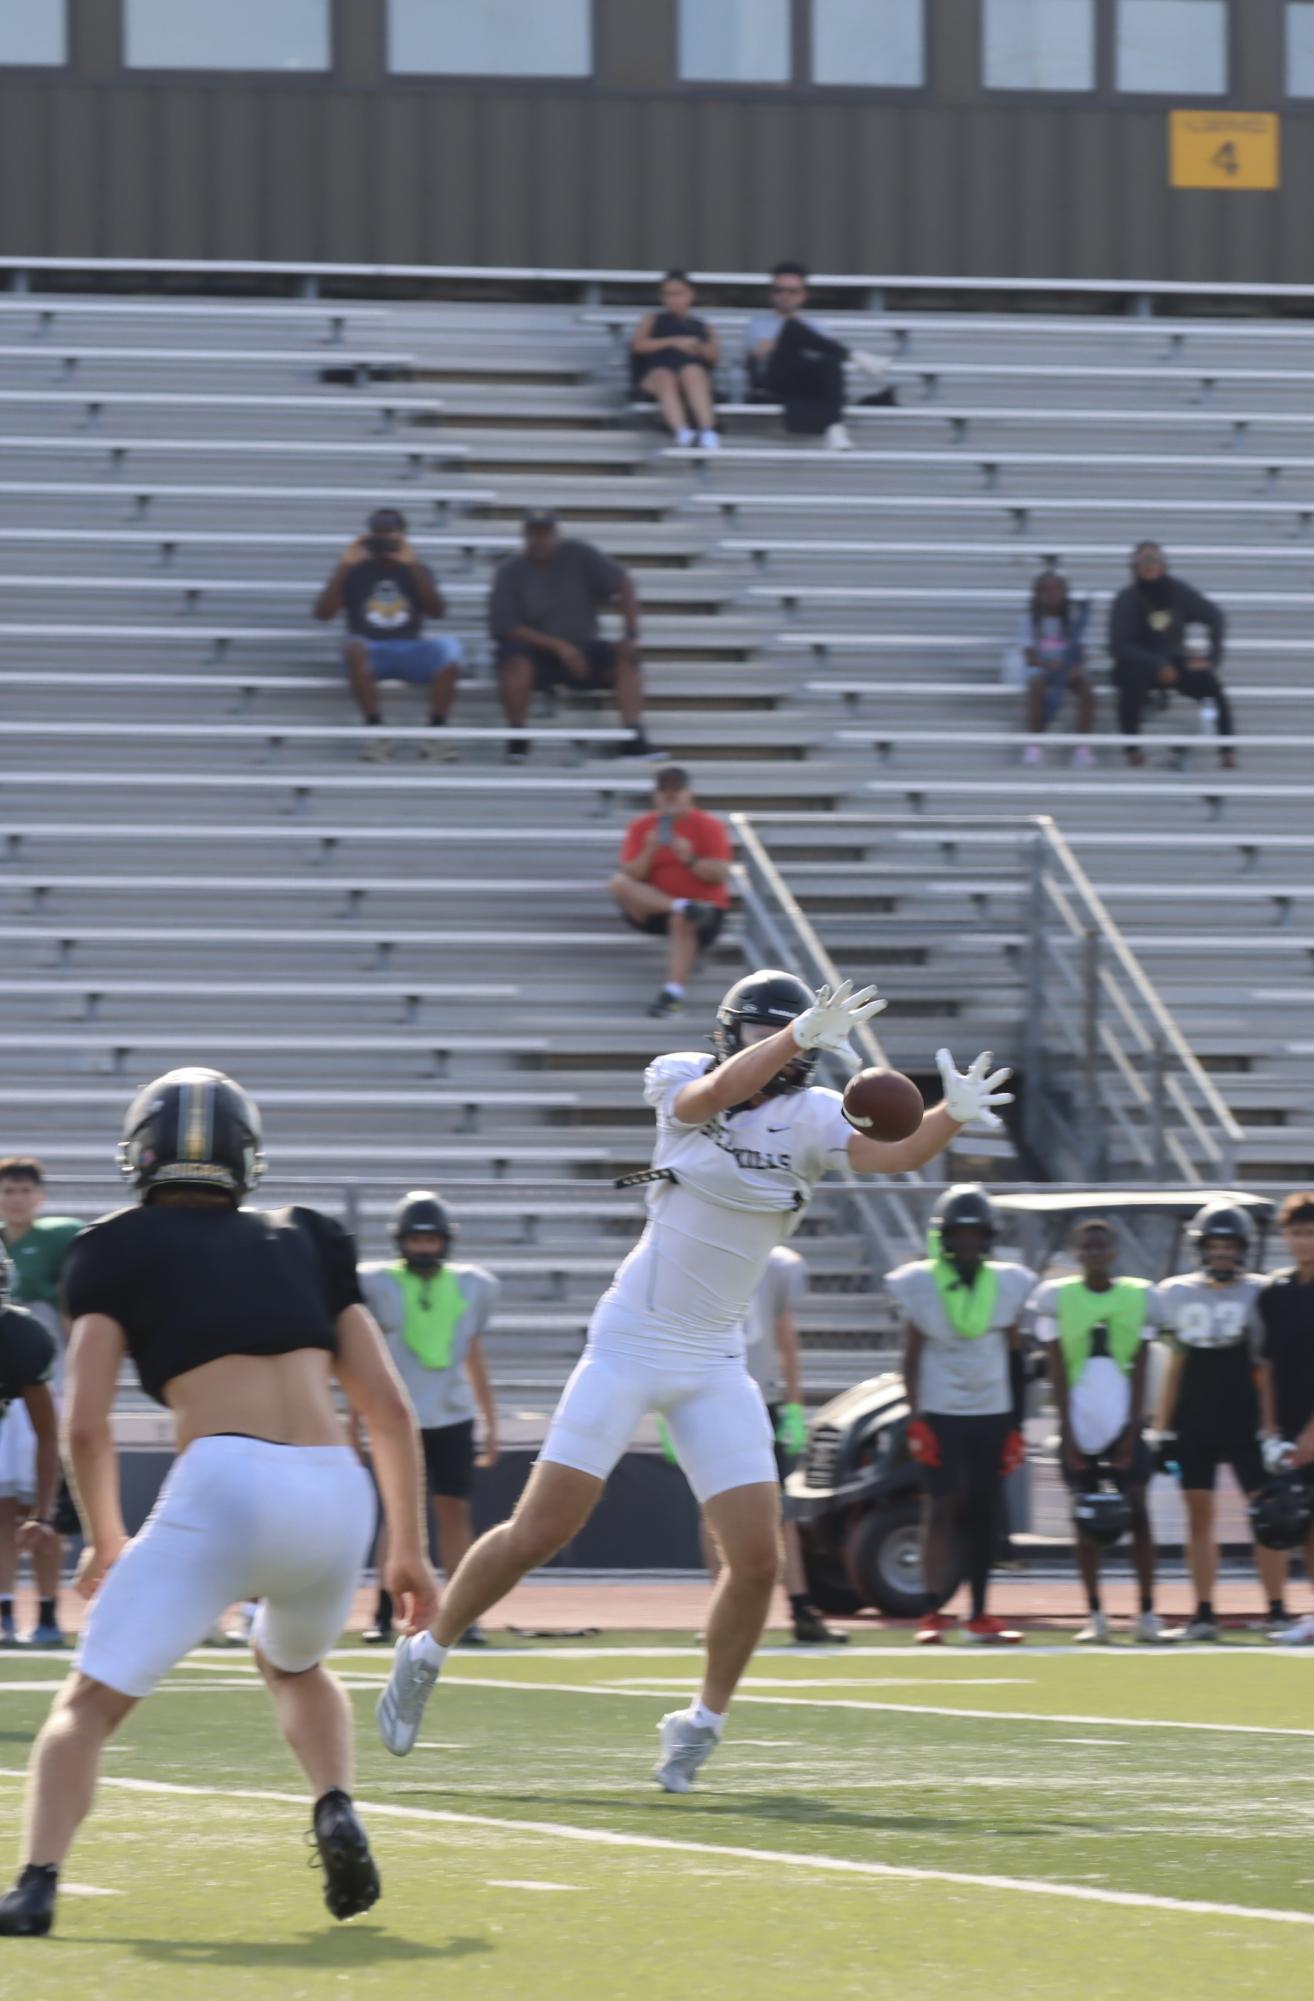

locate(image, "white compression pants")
(539, 1339), (777, 1504)
(77, 1435), (375, 1699)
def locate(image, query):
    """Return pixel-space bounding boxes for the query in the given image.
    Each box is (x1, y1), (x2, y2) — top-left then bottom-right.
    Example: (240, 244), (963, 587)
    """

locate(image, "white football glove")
(935, 1049), (1015, 1132)
(790, 978), (887, 1058)
(1262, 1436), (1296, 1477)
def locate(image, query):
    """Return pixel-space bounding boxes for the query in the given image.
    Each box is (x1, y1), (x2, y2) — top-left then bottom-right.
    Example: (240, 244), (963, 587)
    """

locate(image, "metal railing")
(733, 809), (1241, 1202)
(1022, 818), (1242, 1185)
(9, 256), (1314, 316)
(730, 812), (927, 1284)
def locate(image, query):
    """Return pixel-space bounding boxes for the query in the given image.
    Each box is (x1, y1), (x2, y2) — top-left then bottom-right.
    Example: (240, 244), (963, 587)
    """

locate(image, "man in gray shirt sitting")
(488, 510), (660, 763)
(358, 1191), (500, 1647)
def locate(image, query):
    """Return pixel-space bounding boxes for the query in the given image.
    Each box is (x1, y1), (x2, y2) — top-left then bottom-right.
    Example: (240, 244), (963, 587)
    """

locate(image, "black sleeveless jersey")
(0, 1305), (56, 1420)
(62, 1204), (361, 1407)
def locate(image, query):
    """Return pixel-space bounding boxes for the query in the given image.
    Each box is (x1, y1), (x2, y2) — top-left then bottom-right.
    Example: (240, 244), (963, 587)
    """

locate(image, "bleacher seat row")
(2, 289), (1312, 1392)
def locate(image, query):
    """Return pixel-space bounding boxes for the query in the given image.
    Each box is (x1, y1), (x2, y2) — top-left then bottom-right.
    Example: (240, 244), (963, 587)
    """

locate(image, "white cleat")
(375, 1635), (441, 1757)
(1076, 1613), (1110, 1645)
(653, 1711), (719, 1794)
(1134, 1611), (1164, 1645)
(1274, 1612), (1314, 1645)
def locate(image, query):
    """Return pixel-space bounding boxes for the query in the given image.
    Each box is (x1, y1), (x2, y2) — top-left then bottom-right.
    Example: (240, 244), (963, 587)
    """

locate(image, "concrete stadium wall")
(4, 0), (1314, 284)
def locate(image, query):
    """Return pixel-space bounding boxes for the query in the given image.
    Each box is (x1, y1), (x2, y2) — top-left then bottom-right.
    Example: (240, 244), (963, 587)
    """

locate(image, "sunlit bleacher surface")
(3, 286), (1312, 1447)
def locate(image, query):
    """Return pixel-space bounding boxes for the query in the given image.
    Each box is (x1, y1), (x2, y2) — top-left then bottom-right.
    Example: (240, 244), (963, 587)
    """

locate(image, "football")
(841, 1066), (925, 1141)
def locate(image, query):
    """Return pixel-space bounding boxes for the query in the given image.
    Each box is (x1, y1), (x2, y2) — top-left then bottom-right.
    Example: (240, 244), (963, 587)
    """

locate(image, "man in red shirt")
(610, 768), (734, 1018)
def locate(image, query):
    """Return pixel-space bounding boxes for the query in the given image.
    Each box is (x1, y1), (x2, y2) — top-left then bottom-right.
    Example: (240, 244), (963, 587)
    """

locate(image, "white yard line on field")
(0, 1767), (1310, 1931)
(385, 1674), (1314, 1738)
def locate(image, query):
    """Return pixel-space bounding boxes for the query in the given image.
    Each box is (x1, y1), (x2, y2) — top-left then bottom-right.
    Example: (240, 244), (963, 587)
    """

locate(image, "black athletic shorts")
(917, 1411), (1012, 1499)
(622, 907), (725, 948)
(1061, 1435), (1154, 1494)
(1176, 1423), (1265, 1495)
(421, 1420), (476, 1501)
(497, 638), (618, 694)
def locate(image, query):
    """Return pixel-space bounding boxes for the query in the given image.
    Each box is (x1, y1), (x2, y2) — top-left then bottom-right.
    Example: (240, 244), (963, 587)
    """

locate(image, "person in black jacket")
(1107, 543), (1235, 769)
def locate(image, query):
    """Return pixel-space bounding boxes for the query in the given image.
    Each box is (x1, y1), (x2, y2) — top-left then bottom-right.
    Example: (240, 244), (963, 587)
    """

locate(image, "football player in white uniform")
(377, 969), (1012, 1789)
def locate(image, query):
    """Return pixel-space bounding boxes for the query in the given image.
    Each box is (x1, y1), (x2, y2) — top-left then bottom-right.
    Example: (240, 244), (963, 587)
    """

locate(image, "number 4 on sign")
(1211, 141), (1239, 176)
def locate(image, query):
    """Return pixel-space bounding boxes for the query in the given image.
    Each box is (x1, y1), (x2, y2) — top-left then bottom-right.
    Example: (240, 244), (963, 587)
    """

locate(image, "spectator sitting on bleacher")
(745, 260), (890, 452)
(1013, 572), (1096, 767)
(610, 765), (733, 1019)
(313, 507), (463, 762)
(490, 510), (660, 764)
(630, 271), (720, 449)
(1108, 542), (1235, 771)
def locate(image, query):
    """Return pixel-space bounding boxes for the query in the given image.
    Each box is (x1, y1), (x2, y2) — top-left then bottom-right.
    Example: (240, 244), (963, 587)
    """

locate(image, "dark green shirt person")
(0, 1157), (83, 1317)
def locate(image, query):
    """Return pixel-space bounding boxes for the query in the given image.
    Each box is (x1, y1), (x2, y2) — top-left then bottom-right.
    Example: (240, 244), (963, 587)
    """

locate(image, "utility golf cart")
(786, 1187), (1274, 1618)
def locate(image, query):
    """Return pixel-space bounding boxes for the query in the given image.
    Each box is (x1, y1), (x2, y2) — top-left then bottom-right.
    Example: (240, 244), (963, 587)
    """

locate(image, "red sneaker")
(916, 1611), (952, 1646)
(963, 1615), (1023, 1645)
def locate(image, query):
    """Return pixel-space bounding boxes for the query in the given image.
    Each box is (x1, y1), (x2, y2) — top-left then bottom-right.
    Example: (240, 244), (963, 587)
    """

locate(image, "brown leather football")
(841, 1066), (924, 1141)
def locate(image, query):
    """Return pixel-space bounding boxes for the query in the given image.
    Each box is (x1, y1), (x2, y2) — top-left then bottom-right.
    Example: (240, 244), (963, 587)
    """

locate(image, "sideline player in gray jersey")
(357, 1191), (499, 1648)
(1153, 1201), (1286, 1641)
(889, 1186), (1036, 1645)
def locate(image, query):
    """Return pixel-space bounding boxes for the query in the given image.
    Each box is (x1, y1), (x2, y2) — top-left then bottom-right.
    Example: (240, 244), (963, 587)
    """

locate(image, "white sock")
(672, 898), (691, 914)
(664, 981), (685, 1000)
(689, 1701), (726, 1735)
(411, 1631), (449, 1670)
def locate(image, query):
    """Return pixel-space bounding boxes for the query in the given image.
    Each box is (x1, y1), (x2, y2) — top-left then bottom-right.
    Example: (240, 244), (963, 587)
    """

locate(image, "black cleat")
(0, 1865), (57, 1937)
(311, 1791), (380, 1922)
(792, 1604), (850, 1646)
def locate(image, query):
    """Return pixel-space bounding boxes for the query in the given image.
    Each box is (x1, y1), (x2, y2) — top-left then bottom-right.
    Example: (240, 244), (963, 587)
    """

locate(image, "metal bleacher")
(3, 281), (1313, 1407)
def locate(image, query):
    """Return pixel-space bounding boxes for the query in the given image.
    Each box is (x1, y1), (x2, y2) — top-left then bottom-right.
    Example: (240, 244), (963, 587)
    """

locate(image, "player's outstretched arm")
(673, 979), (884, 1125)
(846, 1048), (1014, 1174)
(334, 1304), (438, 1634)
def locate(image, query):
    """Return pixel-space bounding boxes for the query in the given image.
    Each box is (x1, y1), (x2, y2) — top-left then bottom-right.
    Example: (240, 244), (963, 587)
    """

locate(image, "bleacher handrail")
(14, 258), (1314, 314)
(730, 812), (926, 1283)
(1025, 818), (1242, 1185)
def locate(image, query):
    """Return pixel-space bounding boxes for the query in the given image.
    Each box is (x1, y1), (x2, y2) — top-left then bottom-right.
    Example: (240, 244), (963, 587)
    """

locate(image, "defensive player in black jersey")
(0, 1249), (61, 1609)
(0, 1069), (438, 1939)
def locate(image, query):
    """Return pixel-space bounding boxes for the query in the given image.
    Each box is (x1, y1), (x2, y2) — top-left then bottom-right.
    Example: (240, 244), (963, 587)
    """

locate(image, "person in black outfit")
(1259, 1192), (1314, 1642)
(0, 1248), (60, 1632)
(630, 271), (720, 447)
(313, 507), (464, 759)
(1107, 542), (1235, 769)
(0, 1068), (438, 1939)
(745, 261), (891, 450)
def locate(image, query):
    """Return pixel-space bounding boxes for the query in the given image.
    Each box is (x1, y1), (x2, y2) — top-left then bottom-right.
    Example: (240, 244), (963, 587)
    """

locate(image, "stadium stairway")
(2, 291), (1313, 1404)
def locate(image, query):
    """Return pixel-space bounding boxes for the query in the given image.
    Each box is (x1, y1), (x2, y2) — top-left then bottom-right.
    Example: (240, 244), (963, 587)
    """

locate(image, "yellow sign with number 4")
(1170, 111), (1280, 190)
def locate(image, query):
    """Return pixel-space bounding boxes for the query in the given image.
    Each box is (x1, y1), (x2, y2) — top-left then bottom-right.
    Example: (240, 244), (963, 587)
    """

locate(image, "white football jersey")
(596, 1051), (851, 1354)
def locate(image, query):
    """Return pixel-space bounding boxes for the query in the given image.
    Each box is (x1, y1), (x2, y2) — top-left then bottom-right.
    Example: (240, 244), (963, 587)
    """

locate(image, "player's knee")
(726, 1536), (781, 1591)
(58, 1673), (135, 1732)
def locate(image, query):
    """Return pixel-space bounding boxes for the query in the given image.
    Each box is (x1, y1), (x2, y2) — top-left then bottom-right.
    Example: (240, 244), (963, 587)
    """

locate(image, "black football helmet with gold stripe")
(117, 1067), (265, 1202)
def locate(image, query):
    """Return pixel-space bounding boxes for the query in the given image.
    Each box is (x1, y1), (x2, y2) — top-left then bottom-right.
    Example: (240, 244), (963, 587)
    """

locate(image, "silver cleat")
(375, 1635), (441, 1758)
(653, 1710), (719, 1794)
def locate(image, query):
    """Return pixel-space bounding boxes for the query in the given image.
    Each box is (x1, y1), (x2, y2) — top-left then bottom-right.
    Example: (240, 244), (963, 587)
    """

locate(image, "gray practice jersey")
(360, 1261), (499, 1428)
(1152, 1271), (1264, 1353)
(886, 1259), (1037, 1416)
(742, 1245), (808, 1398)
